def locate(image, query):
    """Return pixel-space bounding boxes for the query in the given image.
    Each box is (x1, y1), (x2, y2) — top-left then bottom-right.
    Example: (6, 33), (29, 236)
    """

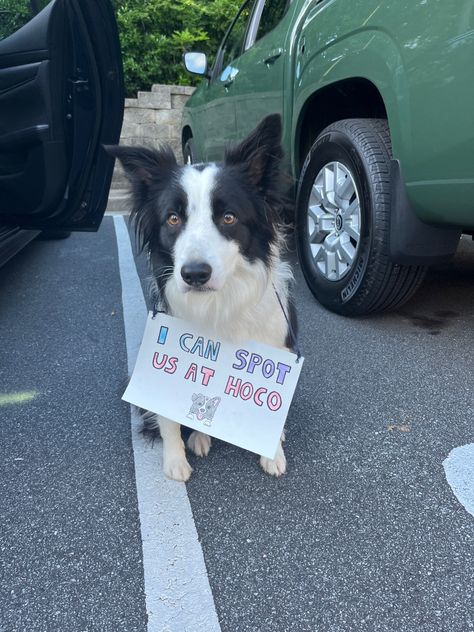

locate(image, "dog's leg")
(187, 431), (212, 457)
(259, 430), (286, 476)
(159, 418), (193, 482)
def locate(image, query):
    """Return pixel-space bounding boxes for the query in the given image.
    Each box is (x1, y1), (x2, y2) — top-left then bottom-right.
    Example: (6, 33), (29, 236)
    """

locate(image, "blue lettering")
(157, 326), (168, 345)
(262, 359), (275, 379)
(247, 353), (263, 374)
(179, 333), (193, 352)
(232, 349), (248, 370)
(276, 362), (291, 385)
(190, 336), (205, 357)
(205, 340), (221, 362)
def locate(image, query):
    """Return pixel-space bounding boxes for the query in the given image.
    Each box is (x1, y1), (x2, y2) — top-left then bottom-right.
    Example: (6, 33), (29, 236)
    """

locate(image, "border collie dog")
(108, 115), (296, 481)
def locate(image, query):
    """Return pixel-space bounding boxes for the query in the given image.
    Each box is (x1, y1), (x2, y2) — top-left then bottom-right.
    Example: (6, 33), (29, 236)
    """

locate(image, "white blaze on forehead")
(174, 163), (240, 291)
(180, 163), (219, 225)
(177, 163), (220, 262)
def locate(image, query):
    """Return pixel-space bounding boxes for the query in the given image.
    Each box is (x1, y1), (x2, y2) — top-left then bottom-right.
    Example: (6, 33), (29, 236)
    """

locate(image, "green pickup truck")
(181, 0), (474, 315)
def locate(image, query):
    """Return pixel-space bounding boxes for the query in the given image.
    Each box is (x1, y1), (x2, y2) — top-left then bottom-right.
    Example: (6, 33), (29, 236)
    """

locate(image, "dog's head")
(204, 396), (220, 420)
(105, 115), (284, 296)
(188, 394), (220, 421)
(189, 393), (207, 413)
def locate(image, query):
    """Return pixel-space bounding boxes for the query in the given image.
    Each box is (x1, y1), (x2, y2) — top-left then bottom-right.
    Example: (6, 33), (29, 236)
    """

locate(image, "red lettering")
(165, 357), (178, 374)
(225, 375), (241, 397)
(184, 363), (198, 382)
(224, 377), (282, 411)
(267, 391), (282, 411)
(200, 366), (215, 386)
(240, 382), (253, 400)
(254, 387), (267, 407)
(152, 352), (167, 370)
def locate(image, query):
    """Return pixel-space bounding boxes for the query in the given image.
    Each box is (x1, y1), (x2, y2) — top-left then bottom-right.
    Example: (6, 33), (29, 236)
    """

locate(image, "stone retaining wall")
(107, 83), (195, 213)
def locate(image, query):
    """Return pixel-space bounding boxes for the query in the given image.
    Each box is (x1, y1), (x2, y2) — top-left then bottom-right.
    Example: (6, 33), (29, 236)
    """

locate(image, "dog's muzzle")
(181, 261), (212, 288)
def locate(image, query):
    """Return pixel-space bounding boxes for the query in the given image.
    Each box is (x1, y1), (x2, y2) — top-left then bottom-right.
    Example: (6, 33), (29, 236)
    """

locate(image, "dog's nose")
(181, 262), (212, 287)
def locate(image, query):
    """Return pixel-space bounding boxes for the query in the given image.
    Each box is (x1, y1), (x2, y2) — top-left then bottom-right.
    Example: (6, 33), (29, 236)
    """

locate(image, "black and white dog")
(107, 115), (296, 481)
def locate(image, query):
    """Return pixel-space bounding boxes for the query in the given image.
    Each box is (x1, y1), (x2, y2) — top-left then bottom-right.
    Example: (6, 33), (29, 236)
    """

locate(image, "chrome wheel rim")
(307, 161), (361, 282)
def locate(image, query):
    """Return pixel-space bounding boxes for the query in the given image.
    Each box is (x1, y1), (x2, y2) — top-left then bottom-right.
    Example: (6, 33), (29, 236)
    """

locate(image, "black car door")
(0, 0), (124, 231)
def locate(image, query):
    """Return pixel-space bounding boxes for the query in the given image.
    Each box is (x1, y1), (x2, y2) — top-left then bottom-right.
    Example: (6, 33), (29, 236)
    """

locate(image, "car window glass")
(0, 0), (50, 41)
(255, 0), (290, 42)
(220, 0), (255, 73)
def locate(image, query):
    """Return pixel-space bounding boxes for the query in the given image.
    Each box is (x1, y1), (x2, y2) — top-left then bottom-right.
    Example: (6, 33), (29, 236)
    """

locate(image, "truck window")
(221, 0), (256, 71)
(255, 0), (290, 42)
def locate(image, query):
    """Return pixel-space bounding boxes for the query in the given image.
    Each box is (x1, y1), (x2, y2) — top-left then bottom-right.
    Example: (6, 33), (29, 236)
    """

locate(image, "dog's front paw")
(163, 457), (193, 482)
(187, 431), (212, 457)
(260, 451), (287, 477)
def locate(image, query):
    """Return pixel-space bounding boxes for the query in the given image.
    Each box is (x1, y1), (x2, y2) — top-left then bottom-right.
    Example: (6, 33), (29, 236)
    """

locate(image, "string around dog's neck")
(272, 282), (301, 362)
(152, 302), (165, 318)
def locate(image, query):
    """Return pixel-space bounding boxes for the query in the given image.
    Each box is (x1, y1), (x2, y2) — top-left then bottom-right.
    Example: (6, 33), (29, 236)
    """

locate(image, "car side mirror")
(184, 52), (209, 77)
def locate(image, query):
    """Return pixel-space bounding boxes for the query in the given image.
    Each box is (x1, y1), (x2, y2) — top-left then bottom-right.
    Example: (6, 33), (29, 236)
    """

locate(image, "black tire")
(183, 137), (195, 165)
(296, 118), (426, 316)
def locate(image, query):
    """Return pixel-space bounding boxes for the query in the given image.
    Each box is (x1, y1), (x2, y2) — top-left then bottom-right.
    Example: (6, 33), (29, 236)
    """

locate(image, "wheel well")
(182, 126), (193, 152)
(296, 79), (388, 173)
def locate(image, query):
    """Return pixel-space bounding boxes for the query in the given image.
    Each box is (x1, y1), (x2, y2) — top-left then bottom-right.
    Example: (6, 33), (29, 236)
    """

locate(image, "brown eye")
(167, 213), (181, 226)
(223, 212), (237, 225)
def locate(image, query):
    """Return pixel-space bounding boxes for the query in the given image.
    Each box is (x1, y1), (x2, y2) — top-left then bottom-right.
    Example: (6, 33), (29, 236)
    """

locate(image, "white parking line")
(113, 216), (221, 632)
(443, 443), (474, 518)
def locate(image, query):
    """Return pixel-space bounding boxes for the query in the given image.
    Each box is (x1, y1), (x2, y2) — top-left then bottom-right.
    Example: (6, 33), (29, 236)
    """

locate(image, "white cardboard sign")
(123, 312), (304, 459)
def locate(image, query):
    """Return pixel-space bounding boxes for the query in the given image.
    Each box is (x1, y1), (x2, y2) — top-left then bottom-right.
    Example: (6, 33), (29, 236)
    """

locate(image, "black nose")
(181, 262), (212, 287)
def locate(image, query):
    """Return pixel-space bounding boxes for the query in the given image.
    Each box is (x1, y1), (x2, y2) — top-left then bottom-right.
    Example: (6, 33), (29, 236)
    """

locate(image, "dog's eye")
(167, 213), (181, 226)
(223, 212), (237, 225)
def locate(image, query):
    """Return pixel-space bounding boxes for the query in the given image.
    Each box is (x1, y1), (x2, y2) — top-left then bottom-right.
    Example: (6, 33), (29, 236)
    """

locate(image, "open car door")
(0, 0), (124, 231)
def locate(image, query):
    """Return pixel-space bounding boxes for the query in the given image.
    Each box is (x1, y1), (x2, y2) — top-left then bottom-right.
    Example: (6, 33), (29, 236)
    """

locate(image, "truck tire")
(295, 118), (426, 316)
(183, 137), (195, 165)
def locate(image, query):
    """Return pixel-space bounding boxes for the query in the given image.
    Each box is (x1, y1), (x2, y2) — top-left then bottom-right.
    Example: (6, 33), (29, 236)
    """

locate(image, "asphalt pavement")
(1, 218), (473, 632)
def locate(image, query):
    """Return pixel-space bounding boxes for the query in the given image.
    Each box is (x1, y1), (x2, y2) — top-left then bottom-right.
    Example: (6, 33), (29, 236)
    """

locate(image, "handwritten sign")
(123, 312), (304, 459)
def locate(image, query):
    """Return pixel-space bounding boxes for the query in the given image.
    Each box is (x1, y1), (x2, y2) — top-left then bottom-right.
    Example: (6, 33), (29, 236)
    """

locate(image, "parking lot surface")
(1, 218), (473, 631)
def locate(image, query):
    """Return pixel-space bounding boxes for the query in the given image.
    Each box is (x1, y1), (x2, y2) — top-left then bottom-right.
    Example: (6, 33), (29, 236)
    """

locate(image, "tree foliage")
(0, 0), (48, 39)
(112, 0), (241, 96)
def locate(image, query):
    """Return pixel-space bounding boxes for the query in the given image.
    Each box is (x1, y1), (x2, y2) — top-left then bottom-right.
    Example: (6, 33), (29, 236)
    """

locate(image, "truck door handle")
(221, 66), (238, 88)
(263, 48), (283, 65)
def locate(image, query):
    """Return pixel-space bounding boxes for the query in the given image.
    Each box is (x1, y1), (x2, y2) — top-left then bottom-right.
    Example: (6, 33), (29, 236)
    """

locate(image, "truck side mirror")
(184, 52), (209, 77)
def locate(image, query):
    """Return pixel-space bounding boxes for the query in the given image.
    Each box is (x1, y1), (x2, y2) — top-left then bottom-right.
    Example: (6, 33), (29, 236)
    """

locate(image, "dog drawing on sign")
(187, 393), (221, 427)
(106, 114), (297, 481)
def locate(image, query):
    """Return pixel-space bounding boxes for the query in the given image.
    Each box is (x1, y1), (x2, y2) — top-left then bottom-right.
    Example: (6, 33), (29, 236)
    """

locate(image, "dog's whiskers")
(158, 267), (174, 282)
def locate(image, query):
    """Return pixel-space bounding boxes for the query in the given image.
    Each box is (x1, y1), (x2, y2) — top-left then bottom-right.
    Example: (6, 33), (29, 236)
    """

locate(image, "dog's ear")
(104, 144), (177, 186)
(224, 114), (283, 191)
(104, 145), (179, 252)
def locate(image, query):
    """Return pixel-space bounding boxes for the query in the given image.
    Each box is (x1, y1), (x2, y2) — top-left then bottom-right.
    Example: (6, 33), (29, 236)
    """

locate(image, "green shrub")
(0, 0), (38, 39)
(113, 0), (241, 96)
